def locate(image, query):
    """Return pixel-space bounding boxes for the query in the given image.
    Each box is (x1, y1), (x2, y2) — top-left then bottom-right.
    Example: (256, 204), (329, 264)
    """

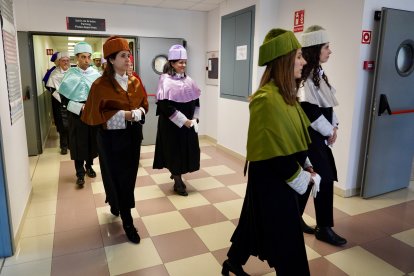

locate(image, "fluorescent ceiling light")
(68, 42), (76, 46)
(68, 37), (85, 41)
(68, 46), (74, 49)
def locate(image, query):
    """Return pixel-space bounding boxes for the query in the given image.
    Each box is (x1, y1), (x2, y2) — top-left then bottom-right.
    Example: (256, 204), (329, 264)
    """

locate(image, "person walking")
(152, 45), (201, 196)
(81, 36), (148, 243)
(298, 25), (347, 246)
(222, 28), (318, 276)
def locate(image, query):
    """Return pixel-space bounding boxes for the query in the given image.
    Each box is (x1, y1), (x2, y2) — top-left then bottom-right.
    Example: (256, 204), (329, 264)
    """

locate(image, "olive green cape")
(246, 81), (311, 161)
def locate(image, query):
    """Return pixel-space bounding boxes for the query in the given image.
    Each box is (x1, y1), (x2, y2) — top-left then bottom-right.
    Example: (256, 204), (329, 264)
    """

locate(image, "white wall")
(0, 6), (31, 239)
(206, 0), (282, 156)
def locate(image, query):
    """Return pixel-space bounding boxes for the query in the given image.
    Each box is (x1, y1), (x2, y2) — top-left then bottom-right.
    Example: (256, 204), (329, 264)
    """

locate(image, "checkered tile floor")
(1, 129), (414, 275)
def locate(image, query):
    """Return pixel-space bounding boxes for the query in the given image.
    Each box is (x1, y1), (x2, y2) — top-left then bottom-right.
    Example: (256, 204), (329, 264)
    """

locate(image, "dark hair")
(300, 44), (331, 88)
(163, 60), (186, 77)
(259, 50), (299, 105)
(103, 52), (117, 77)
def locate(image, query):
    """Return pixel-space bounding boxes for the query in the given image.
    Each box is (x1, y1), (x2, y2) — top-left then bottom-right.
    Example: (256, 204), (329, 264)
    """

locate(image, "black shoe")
(60, 148), (68, 155)
(315, 226), (347, 246)
(174, 183), (188, 196)
(222, 259), (249, 276)
(123, 224), (140, 244)
(301, 218), (315, 234)
(85, 167), (96, 178)
(110, 206), (119, 217)
(170, 174), (186, 188)
(76, 176), (85, 186)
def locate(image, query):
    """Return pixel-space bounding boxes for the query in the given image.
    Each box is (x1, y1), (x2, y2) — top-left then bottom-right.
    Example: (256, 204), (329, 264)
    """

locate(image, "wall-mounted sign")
(294, 10), (305, 33)
(361, 30), (372, 44)
(66, 17), (106, 31)
(46, 49), (53, 55)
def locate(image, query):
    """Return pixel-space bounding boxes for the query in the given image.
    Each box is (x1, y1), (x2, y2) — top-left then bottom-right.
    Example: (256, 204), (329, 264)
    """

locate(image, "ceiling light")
(68, 37), (85, 41)
(68, 42), (76, 46)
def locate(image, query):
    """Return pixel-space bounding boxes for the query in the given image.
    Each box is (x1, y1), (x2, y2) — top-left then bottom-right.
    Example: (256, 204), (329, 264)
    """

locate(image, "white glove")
(191, 119), (199, 133)
(311, 173), (321, 198)
(131, 109), (142, 122)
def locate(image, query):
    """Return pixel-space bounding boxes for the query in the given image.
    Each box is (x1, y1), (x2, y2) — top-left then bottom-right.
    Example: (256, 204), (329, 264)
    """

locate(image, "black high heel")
(221, 259), (249, 276)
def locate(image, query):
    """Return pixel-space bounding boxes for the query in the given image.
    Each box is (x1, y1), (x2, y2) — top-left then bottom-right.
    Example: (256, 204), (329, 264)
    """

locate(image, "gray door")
(137, 37), (185, 146)
(17, 32), (42, 156)
(361, 8), (414, 198)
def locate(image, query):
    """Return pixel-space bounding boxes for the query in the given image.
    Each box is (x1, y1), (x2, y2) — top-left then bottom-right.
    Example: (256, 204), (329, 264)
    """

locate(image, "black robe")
(153, 99), (200, 175)
(61, 95), (98, 161)
(228, 152), (310, 276)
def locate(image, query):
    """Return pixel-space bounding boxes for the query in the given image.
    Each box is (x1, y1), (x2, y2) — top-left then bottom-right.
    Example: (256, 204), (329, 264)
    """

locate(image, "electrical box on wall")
(206, 51), (219, 86)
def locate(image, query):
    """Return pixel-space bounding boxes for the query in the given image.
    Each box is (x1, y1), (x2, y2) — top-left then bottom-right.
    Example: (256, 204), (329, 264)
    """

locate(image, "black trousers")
(298, 179), (334, 227)
(74, 160), (93, 177)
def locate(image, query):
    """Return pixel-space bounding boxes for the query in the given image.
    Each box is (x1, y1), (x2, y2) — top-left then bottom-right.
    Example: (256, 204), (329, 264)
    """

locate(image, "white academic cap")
(74, 42), (92, 55)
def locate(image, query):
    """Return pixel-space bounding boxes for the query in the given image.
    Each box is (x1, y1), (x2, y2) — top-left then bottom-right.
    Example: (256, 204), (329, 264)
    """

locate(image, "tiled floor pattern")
(1, 129), (414, 275)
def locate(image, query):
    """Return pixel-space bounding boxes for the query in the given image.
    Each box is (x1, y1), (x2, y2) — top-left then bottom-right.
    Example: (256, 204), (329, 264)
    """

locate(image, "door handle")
(24, 86), (31, 100)
(378, 94), (391, 116)
(378, 94), (414, 115)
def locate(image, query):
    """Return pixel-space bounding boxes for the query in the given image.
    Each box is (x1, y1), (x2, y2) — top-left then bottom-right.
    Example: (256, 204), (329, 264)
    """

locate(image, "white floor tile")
(21, 215), (55, 238)
(187, 177), (224, 191)
(202, 165), (235, 176)
(165, 252), (221, 276)
(141, 211), (190, 236)
(214, 199), (243, 220)
(105, 238), (162, 275)
(325, 246), (404, 276)
(392, 228), (414, 247)
(193, 221), (236, 251)
(1, 258), (51, 276)
(4, 234), (54, 266)
(167, 192), (210, 210)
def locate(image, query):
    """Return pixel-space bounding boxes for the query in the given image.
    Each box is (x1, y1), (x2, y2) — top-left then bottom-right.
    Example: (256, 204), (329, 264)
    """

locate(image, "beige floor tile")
(139, 158), (154, 167)
(193, 221), (236, 251)
(134, 185), (165, 201)
(150, 172), (172, 184)
(303, 213), (316, 226)
(30, 186), (58, 203)
(1, 258), (51, 276)
(96, 206), (139, 225)
(137, 167), (149, 176)
(28, 156), (39, 181)
(305, 245), (321, 260)
(333, 195), (382, 215)
(27, 200), (57, 218)
(141, 145), (155, 153)
(228, 183), (247, 197)
(214, 199), (243, 220)
(392, 228), (414, 247)
(4, 234), (54, 266)
(200, 152), (211, 160)
(325, 246), (404, 276)
(21, 215), (55, 238)
(141, 211), (190, 236)
(105, 238), (162, 275)
(202, 165), (235, 176)
(91, 181), (105, 194)
(199, 139), (215, 147)
(167, 192), (210, 210)
(187, 177), (225, 191)
(165, 252), (221, 276)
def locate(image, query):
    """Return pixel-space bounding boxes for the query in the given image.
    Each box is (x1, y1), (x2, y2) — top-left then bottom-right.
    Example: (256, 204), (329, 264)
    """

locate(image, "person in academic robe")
(46, 52), (70, 155)
(59, 42), (101, 187)
(81, 36), (148, 244)
(222, 29), (319, 276)
(297, 25), (347, 246)
(152, 45), (201, 196)
(91, 51), (103, 74)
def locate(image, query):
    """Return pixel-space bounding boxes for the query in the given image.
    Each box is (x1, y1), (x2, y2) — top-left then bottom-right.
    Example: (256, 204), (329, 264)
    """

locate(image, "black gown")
(228, 152), (310, 276)
(153, 99), (200, 175)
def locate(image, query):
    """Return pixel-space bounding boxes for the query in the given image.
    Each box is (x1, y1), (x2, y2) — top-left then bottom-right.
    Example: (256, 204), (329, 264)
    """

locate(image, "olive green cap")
(258, 28), (301, 66)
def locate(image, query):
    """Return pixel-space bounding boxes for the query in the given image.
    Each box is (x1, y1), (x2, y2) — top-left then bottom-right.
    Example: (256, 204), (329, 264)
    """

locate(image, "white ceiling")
(68, 0), (225, 12)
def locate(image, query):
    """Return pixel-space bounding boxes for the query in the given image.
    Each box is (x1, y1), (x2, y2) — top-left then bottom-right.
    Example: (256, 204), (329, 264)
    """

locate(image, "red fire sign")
(294, 10), (305, 33)
(361, 30), (371, 44)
